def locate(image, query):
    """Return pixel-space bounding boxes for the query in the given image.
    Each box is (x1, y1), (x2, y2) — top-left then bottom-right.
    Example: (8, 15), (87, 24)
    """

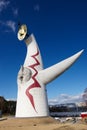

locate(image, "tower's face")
(17, 25), (27, 41)
(17, 66), (32, 84)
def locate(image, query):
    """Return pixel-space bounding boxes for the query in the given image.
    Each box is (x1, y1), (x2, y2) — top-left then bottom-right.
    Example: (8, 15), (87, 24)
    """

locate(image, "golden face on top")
(17, 24), (27, 41)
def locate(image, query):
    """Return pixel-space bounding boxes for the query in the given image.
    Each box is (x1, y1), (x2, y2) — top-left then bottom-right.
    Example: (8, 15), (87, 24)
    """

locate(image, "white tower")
(16, 24), (83, 117)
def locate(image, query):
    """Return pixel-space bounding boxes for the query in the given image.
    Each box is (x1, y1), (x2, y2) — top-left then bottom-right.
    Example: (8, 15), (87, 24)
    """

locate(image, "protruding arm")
(38, 50), (84, 85)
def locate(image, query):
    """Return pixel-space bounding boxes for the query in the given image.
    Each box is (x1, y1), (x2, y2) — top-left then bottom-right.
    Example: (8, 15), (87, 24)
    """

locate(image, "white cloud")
(0, 0), (10, 12)
(0, 20), (16, 33)
(34, 4), (40, 12)
(0, 0), (18, 17)
(48, 93), (84, 105)
(12, 8), (18, 16)
(0, 1), (18, 33)
(6, 99), (16, 102)
(6, 21), (16, 32)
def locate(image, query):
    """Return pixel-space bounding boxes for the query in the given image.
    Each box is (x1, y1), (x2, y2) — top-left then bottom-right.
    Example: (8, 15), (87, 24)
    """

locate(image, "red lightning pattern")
(25, 49), (41, 112)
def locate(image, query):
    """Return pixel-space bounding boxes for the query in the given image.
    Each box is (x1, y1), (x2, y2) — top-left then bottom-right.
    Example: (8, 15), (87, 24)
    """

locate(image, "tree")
(0, 96), (7, 113)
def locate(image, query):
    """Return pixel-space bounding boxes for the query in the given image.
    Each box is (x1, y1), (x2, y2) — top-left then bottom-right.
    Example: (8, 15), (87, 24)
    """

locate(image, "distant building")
(49, 103), (87, 117)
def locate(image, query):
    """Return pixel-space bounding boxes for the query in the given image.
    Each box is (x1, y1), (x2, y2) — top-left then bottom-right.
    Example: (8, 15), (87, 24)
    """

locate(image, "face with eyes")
(17, 25), (27, 41)
(17, 66), (32, 84)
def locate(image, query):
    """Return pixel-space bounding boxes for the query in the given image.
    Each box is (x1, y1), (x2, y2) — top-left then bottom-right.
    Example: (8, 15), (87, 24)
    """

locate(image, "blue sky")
(0, 0), (87, 104)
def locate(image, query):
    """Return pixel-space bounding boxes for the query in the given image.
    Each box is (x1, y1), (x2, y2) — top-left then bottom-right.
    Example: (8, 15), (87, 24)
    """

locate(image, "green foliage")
(0, 96), (16, 115)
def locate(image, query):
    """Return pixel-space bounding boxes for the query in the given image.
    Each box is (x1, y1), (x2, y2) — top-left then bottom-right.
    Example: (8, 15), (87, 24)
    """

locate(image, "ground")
(0, 116), (86, 130)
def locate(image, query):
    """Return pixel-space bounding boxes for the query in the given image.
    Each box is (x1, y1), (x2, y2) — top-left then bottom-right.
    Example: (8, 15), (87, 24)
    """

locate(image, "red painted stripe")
(26, 49), (41, 112)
